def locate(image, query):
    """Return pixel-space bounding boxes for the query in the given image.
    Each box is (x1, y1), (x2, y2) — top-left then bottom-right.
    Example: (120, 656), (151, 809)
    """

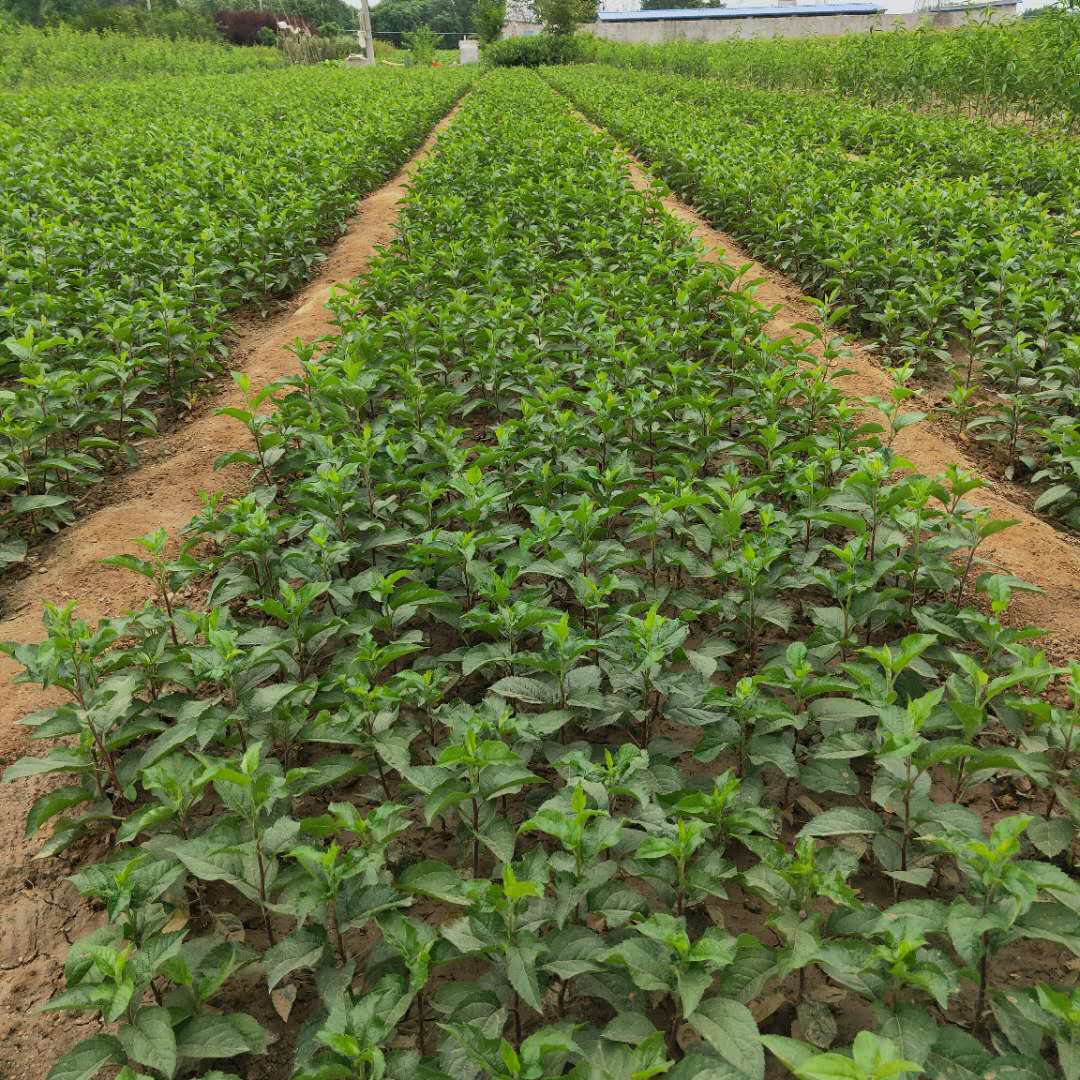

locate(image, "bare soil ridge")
(0, 100), (463, 1078)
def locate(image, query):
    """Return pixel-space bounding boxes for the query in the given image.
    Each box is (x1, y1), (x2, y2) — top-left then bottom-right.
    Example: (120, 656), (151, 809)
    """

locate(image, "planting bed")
(0, 64), (471, 571)
(4, 68), (1080, 1080)
(545, 65), (1080, 531)
(0, 95), (466, 1080)
(587, 15), (1080, 132)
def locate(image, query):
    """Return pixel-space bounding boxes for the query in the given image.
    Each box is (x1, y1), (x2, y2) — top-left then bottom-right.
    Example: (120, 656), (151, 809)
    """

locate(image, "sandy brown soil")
(0, 102), (462, 1080)
(614, 149), (1080, 666)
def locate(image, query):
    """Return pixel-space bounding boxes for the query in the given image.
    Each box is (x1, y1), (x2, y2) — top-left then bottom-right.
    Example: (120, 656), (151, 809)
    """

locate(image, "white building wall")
(596, 0), (1024, 12)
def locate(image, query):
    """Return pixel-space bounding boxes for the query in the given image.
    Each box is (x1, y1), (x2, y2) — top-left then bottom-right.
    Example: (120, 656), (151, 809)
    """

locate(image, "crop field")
(0, 27), (284, 88)
(0, 65), (470, 568)
(589, 13), (1080, 131)
(547, 64), (1080, 529)
(1, 38), (1080, 1080)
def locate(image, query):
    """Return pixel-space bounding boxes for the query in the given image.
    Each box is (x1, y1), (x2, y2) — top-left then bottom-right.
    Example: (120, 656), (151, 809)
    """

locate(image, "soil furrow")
(0, 100), (463, 1078)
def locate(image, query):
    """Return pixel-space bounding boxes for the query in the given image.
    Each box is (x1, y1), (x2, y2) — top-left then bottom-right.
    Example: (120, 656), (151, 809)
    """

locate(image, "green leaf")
(461, 642), (512, 676)
(925, 1024), (991, 1079)
(100, 554), (155, 579)
(3, 749), (88, 782)
(688, 997), (765, 1080)
(876, 1005), (937, 1066)
(507, 941), (544, 1013)
(590, 883), (647, 927)
(478, 814), (517, 865)
(397, 859), (469, 905)
(489, 676), (559, 705)
(892, 411), (927, 432)
(884, 868), (933, 888)
(1015, 902), (1080, 954)
(798, 807), (882, 839)
(603, 938), (669, 993)
(46, 1035), (124, 1080)
(676, 966), (714, 1020)
(37, 983), (115, 1014)
(261, 924), (328, 991)
(11, 493), (71, 514)
(167, 841), (259, 902)
(1057, 1032), (1080, 1080)
(0, 538), (27, 567)
(809, 699), (879, 721)
(115, 1068), (155, 1080)
(116, 1007), (177, 1079)
(602, 1011), (658, 1044)
(173, 1013), (266, 1060)
(116, 803), (175, 844)
(1034, 483), (1073, 512)
(792, 1055), (862, 1079)
(24, 785), (93, 837)
(1026, 817), (1073, 859)
(760, 1035), (819, 1074)
(989, 991), (1044, 1059)
(340, 883), (409, 930)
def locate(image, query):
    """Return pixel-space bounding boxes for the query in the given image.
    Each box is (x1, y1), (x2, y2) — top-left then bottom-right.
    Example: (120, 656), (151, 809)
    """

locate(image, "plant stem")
(471, 796), (480, 878)
(416, 989), (427, 1057)
(973, 930), (991, 1036)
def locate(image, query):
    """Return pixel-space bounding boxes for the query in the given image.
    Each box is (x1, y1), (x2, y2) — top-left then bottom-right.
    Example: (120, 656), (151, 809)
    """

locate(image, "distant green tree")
(403, 21), (437, 60)
(471, 0), (504, 41)
(199, 0), (359, 32)
(370, 0), (428, 35)
(0, 0), (227, 35)
(0, 0), (358, 34)
(0, 0), (87, 26)
(370, 0), (475, 43)
(531, 0), (595, 35)
(272, 0), (358, 31)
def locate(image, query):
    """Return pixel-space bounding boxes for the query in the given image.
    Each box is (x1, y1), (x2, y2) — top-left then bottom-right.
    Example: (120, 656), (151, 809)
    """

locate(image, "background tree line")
(0, 0), (362, 41)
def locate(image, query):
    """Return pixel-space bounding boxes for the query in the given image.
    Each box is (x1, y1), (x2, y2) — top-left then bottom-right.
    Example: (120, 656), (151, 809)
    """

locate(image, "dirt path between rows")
(0, 101), (462, 1080)
(608, 140), (1080, 665)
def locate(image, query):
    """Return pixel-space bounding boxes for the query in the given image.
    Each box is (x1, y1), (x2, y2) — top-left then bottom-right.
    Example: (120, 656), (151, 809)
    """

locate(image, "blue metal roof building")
(597, 4), (885, 19)
(600, 3), (885, 19)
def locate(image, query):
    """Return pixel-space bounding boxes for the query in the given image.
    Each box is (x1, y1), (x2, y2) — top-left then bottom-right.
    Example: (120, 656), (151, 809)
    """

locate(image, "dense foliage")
(63, 4), (222, 41)
(471, 0), (505, 44)
(372, 0), (478, 43)
(0, 24), (281, 84)
(0, 0), (362, 36)
(546, 64), (1080, 527)
(482, 30), (588, 66)
(0, 65), (471, 569)
(8, 68), (1080, 1080)
(589, 10), (1080, 131)
(206, 0), (361, 36)
(531, 0), (597, 35)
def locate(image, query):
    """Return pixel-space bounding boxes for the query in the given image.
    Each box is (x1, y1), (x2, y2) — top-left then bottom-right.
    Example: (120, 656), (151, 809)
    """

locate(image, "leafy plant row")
(0, 26), (285, 89)
(587, 12), (1080, 132)
(544, 64), (1080, 528)
(6, 67), (1080, 1080)
(0, 64), (471, 571)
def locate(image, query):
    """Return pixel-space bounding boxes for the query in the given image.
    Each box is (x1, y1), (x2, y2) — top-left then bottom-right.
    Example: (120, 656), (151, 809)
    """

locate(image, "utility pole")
(359, 0), (376, 64)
